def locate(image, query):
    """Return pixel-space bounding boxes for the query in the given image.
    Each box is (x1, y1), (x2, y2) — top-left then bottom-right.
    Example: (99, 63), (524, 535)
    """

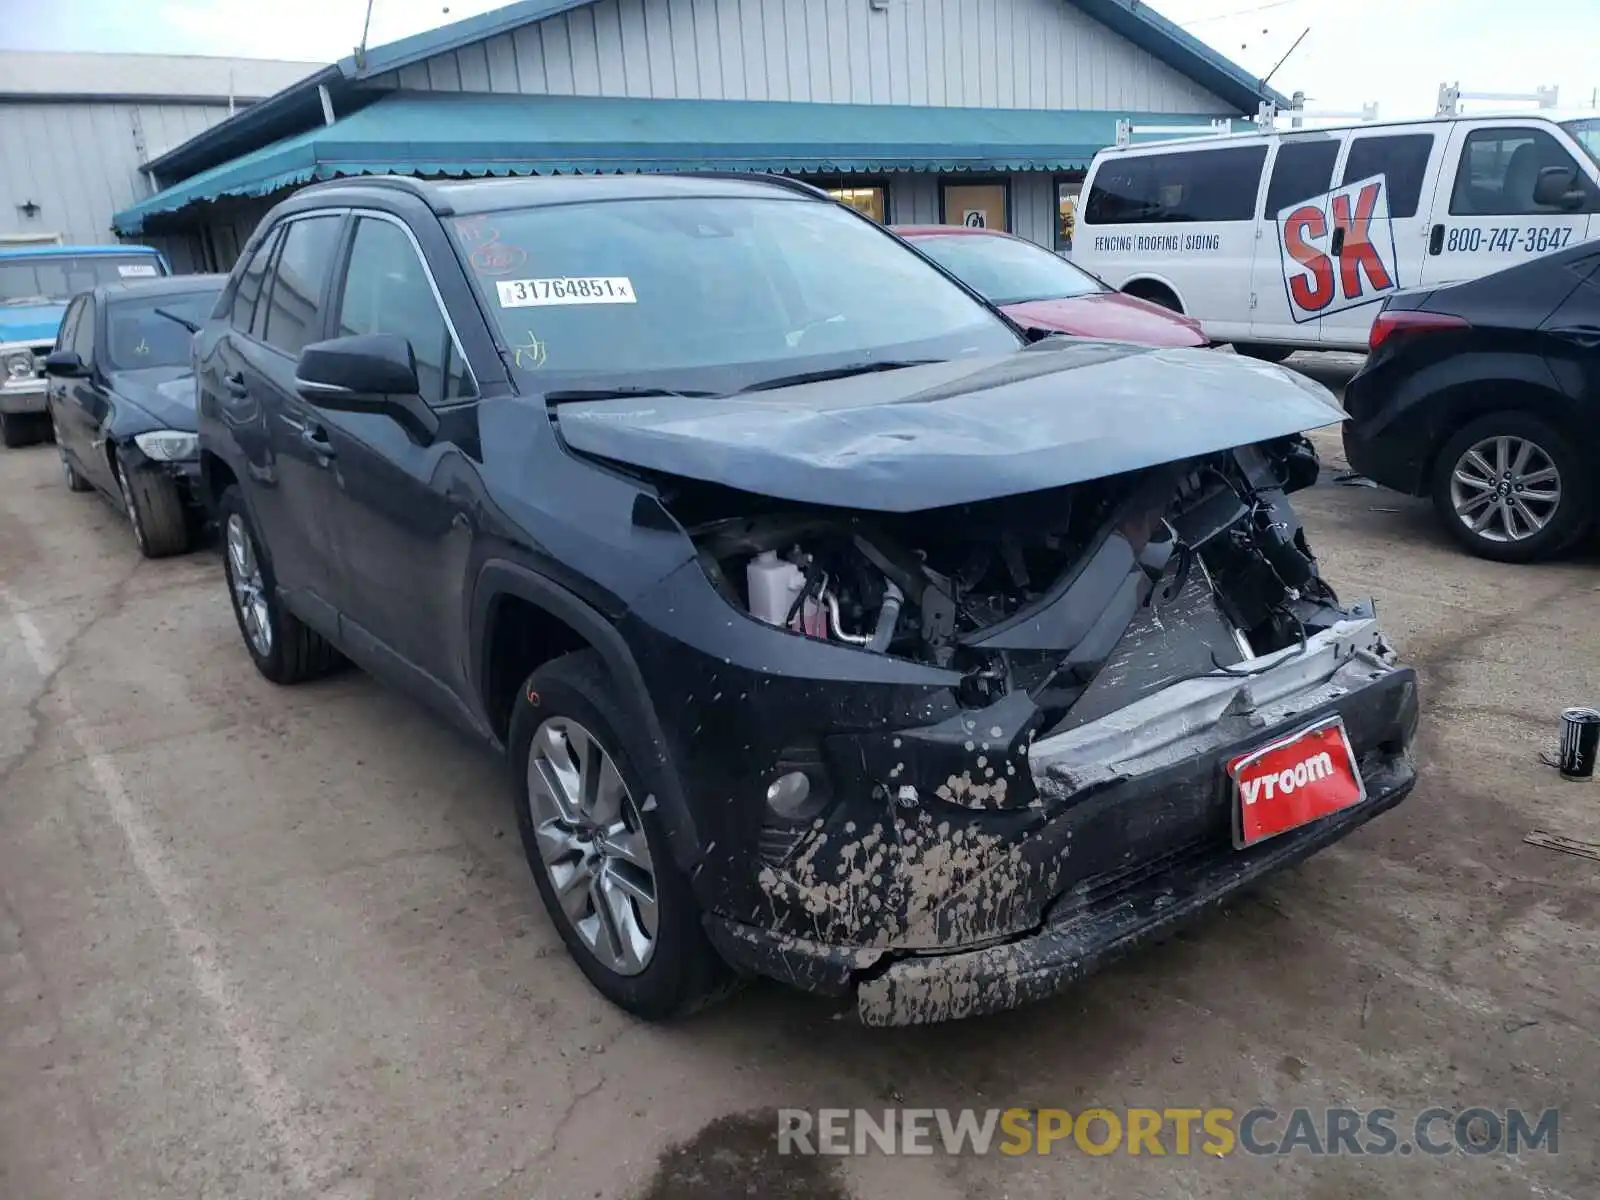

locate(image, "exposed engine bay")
(673, 434), (1335, 724)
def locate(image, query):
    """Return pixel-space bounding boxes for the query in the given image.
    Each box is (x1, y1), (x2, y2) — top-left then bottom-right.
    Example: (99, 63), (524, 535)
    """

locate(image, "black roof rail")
(298, 174), (452, 213)
(677, 171), (832, 200)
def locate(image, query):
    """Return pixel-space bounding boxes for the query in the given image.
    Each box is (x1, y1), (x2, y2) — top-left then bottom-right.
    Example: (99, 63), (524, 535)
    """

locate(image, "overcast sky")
(2, 0), (1597, 120)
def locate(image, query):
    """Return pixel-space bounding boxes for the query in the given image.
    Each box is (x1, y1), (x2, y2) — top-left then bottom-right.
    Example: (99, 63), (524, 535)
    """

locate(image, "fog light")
(765, 770), (812, 818)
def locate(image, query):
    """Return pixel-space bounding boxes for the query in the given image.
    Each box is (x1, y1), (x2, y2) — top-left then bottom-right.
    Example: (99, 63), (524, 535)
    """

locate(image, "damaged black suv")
(196, 174), (1419, 1026)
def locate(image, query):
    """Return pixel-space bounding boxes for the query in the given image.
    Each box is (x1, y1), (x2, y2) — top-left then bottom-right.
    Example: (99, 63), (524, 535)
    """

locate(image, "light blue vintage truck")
(1, 240), (170, 447)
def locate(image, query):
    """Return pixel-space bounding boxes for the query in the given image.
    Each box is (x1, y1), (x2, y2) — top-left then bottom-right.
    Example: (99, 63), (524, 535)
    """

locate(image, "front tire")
(115, 455), (189, 558)
(1234, 343), (1295, 364)
(1430, 411), (1590, 563)
(510, 650), (730, 1020)
(216, 485), (342, 683)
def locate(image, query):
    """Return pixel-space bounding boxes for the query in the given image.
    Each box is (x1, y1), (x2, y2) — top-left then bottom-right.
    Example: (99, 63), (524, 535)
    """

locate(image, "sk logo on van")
(1277, 174), (1400, 323)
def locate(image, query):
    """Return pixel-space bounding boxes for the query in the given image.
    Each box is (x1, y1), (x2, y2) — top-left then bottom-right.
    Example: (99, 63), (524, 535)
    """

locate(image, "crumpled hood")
(553, 342), (1344, 512)
(107, 366), (199, 433)
(1002, 293), (1206, 348)
(0, 303), (67, 345)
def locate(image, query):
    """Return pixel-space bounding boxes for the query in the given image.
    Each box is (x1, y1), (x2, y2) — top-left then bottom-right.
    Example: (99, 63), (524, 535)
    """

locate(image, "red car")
(893, 225), (1206, 348)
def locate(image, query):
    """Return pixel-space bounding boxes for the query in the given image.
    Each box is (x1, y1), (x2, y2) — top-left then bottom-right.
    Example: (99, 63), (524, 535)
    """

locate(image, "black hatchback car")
(1344, 241), (1600, 562)
(45, 274), (225, 557)
(196, 174), (1418, 1026)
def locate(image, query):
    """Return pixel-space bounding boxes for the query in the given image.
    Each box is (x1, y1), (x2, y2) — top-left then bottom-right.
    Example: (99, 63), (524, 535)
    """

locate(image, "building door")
(943, 182), (1008, 231)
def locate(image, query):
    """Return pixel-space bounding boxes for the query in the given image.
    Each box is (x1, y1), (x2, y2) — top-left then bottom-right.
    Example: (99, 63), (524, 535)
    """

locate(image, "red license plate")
(1228, 718), (1366, 849)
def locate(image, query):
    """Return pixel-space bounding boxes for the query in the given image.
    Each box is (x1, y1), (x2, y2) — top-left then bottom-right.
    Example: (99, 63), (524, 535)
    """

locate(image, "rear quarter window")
(1084, 146), (1268, 224)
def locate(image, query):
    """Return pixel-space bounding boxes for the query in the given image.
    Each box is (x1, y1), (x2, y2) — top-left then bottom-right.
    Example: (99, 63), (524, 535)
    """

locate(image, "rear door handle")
(300, 424), (336, 460)
(1549, 325), (1600, 350)
(223, 370), (249, 398)
(1330, 226), (1346, 257)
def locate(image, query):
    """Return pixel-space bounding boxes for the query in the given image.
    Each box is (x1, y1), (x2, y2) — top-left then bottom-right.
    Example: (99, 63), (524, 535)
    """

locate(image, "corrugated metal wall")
(0, 100), (234, 248)
(372, 0), (1231, 113)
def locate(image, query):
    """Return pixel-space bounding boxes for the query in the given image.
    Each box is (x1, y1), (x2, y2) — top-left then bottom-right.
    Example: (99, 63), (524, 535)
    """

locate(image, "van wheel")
(1234, 343), (1295, 364)
(1430, 412), (1591, 563)
(510, 650), (733, 1020)
(1122, 282), (1182, 313)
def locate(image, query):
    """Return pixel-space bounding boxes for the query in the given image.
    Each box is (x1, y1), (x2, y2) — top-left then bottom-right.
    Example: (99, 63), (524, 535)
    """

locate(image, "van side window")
(230, 229), (279, 335)
(334, 217), (476, 406)
(261, 216), (344, 357)
(1450, 128), (1590, 216)
(1265, 139), (1341, 216)
(1341, 134), (1435, 218)
(1083, 146), (1268, 224)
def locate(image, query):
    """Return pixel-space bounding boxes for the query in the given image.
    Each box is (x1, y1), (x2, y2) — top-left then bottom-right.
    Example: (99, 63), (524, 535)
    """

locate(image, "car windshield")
(1562, 118), (1600, 167)
(104, 290), (220, 371)
(0, 255), (164, 306)
(451, 196), (1019, 394)
(908, 233), (1105, 305)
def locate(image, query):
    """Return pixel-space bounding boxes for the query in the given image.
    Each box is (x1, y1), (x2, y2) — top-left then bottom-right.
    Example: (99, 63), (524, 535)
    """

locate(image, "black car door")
(217, 214), (349, 630)
(47, 295), (86, 457)
(59, 296), (117, 494)
(307, 212), (485, 717)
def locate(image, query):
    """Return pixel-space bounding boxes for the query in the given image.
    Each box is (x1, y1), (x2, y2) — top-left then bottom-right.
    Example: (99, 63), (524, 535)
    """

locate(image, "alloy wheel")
(116, 462), (147, 553)
(526, 716), (659, 976)
(225, 513), (273, 658)
(1449, 435), (1562, 544)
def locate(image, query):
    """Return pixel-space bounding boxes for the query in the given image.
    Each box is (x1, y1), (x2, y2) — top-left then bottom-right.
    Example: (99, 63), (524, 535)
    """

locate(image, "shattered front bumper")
(705, 618), (1418, 1026)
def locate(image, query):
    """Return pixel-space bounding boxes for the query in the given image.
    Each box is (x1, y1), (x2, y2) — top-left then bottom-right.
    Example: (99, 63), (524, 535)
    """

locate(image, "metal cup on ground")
(1558, 708), (1600, 780)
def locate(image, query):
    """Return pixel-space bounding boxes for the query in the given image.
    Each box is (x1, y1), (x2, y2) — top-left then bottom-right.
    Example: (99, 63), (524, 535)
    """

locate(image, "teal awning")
(116, 90), (1235, 234)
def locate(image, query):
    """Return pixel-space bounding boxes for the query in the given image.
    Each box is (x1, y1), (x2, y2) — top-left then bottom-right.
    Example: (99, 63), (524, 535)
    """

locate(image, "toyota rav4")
(195, 174), (1419, 1026)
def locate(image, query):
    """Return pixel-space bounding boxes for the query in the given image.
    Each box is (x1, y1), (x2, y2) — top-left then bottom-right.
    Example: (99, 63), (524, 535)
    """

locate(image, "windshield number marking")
(497, 277), (636, 307)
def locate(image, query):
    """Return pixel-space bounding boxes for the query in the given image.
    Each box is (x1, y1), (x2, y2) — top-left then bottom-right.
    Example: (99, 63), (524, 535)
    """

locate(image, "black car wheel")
(115, 455), (189, 559)
(60, 449), (92, 492)
(216, 485), (342, 683)
(509, 649), (732, 1020)
(1431, 412), (1591, 563)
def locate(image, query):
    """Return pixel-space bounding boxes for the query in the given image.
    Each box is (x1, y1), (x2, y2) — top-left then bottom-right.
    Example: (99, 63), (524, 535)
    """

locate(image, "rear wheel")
(510, 650), (731, 1020)
(1122, 282), (1182, 313)
(217, 485), (342, 683)
(60, 449), (92, 492)
(115, 456), (189, 558)
(1430, 411), (1590, 563)
(1234, 343), (1295, 364)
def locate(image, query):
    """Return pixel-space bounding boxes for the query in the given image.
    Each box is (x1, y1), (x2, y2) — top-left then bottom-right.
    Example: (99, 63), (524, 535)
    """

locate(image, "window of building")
(1341, 133), (1435, 218)
(1265, 137), (1341, 216)
(1083, 146), (1268, 224)
(335, 217), (474, 406)
(1450, 127), (1593, 215)
(942, 182), (1008, 231)
(260, 215), (342, 357)
(1056, 179), (1083, 251)
(826, 187), (888, 223)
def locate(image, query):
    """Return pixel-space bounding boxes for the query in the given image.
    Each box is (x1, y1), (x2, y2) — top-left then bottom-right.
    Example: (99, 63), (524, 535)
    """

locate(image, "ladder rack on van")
(1254, 99), (1380, 132)
(1436, 82), (1559, 117)
(1113, 118), (1233, 148)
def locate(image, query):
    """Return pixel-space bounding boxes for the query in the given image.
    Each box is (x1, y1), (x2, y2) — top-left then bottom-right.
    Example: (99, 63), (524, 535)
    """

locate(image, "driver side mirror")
(295, 333), (439, 442)
(1533, 165), (1588, 211)
(43, 350), (85, 377)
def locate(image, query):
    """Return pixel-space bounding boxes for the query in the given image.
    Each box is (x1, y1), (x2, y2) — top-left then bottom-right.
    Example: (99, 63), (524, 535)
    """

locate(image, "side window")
(230, 229), (277, 334)
(71, 298), (97, 363)
(1265, 138), (1341, 216)
(335, 217), (476, 406)
(1341, 133), (1435, 218)
(1450, 128), (1589, 216)
(55, 297), (82, 353)
(260, 215), (343, 358)
(1083, 146), (1267, 224)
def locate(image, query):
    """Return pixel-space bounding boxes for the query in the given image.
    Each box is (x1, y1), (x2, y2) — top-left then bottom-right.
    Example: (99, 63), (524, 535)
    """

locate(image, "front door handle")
(1429, 224), (1445, 255)
(1549, 325), (1600, 350)
(300, 425), (337, 460)
(223, 370), (249, 398)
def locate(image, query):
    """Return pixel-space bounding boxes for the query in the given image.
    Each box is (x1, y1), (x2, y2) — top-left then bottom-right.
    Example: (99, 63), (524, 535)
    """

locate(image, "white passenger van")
(1075, 100), (1600, 358)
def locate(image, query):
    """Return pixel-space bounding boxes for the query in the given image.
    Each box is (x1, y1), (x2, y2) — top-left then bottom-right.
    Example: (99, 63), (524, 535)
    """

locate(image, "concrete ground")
(2, 357), (1597, 1199)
